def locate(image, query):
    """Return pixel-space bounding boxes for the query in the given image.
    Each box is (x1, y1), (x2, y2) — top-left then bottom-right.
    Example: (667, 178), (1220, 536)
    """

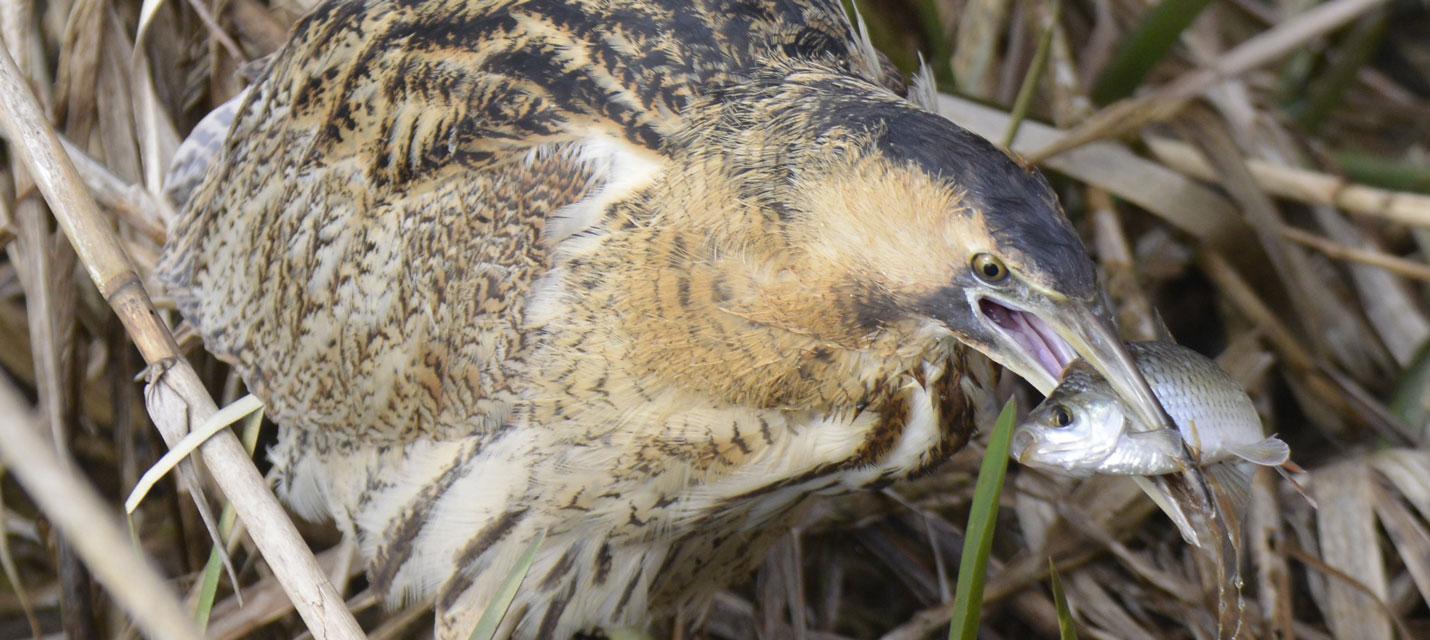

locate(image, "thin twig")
(181, 0), (246, 62)
(1280, 226), (1430, 281)
(0, 37), (365, 640)
(0, 8), (98, 636)
(1199, 251), (1415, 444)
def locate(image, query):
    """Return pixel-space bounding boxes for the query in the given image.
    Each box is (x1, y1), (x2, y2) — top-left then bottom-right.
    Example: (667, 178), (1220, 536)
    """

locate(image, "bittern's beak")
(1052, 302), (1172, 432)
(974, 295), (1172, 433)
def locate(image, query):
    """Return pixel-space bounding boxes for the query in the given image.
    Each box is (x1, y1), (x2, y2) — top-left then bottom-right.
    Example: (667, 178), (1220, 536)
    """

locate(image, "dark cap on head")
(810, 96), (1096, 299)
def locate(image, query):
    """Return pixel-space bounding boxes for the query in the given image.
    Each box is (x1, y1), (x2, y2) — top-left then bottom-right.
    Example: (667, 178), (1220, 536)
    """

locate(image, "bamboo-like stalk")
(58, 136), (168, 243)
(0, 375), (195, 640)
(0, 37), (365, 640)
(1145, 136), (1430, 228)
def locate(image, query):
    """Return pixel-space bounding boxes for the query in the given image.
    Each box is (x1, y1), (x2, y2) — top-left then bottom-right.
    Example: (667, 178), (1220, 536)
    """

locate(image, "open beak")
(1053, 303), (1172, 433)
(977, 296), (1173, 433)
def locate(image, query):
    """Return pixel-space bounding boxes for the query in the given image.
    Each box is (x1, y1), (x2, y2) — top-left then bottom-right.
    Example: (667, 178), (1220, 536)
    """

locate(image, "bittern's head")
(683, 70), (1166, 428)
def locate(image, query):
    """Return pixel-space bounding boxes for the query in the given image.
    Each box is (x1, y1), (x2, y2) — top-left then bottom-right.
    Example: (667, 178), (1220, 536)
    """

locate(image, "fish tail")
(1205, 462), (1252, 534)
(1227, 436), (1290, 467)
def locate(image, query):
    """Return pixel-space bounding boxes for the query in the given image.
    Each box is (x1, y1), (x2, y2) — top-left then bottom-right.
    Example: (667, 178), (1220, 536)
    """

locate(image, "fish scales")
(1011, 341), (1287, 477)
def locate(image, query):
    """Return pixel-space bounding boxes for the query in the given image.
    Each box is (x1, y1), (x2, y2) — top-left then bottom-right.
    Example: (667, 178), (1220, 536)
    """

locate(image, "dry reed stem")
(1088, 188), (1162, 342)
(1145, 136), (1430, 228)
(206, 546), (360, 640)
(1029, 0), (1393, 162)
(1280, 226), (1430, 282)
(1199, 250), (1411, 442)
(0, 376), (195, 640)
(1184, 34), (1428, 375)
(951, 0), (1011, 97)
(1181, 109), (1375, 378)
(58, 136), (169, 243)
(0, 7), (101, 634)
(0, 39), (365, 640)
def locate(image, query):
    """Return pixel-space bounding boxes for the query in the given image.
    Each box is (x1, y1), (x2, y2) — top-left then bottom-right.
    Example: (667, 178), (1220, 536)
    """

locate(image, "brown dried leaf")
(1313, 461), (1392, 640)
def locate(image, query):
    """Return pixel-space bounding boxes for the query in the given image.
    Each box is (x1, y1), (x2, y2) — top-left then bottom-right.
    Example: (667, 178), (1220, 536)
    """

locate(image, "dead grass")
(0, 0), (1425, 638)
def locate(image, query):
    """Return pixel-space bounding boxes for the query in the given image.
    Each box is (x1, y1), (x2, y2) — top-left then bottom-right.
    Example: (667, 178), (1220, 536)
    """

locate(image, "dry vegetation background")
(0, 0), (1427, 638)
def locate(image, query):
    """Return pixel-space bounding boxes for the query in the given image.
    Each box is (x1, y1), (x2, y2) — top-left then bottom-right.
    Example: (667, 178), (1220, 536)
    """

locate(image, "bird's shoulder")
(157, 0), (901, 441)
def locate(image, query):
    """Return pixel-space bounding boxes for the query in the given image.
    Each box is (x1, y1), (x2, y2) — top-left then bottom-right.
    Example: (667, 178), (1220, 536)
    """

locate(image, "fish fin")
(1228, 436), (1290, 466)
(1127, 428), (1190, 469)
(1205, 462), (1252, 540)
(1132, 475), (1202, 548)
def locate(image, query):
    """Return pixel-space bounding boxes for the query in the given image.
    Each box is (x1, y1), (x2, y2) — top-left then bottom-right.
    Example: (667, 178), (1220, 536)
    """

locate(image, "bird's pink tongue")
(980, 300), (1078, 380)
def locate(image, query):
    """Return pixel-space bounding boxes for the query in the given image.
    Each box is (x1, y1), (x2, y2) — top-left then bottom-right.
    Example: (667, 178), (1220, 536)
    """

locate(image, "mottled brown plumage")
(158, 1), (1157, 637)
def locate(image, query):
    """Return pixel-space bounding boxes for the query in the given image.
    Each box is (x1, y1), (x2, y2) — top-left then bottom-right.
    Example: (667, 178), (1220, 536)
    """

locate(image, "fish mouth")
(978, 298), (1079, 389)
(1010, 429), (1037, 463)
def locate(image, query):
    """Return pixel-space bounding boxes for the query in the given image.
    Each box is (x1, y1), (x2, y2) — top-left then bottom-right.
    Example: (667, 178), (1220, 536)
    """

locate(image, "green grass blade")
(195, 407), (264, 634)
(1389, 341), (1430, 431)
(194, 543), (227, 634)
(1049, 558), (1078, 640)
(912, 0), (955, 86)
(1003, 0), (1062, 149)
(1333, 150), (1430, 195)
(1291, 14), (1386, 132)
(948, 398), (1018, 640)
(469, 528), (548, 640)
(1089, 0), (1214, 105)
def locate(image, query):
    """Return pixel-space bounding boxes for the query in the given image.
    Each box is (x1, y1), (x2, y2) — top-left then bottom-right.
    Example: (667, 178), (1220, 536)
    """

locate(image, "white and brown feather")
(158, 1), (1000, 637)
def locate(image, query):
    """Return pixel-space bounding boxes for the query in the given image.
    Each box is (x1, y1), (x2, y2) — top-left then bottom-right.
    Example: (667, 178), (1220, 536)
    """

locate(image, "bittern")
(158, 0), (1166, 637)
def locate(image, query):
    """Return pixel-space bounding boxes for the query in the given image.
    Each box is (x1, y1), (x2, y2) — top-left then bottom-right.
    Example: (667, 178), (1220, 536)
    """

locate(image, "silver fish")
(1009, 341), (1291, 637)
(1009, 341), (1289, 477)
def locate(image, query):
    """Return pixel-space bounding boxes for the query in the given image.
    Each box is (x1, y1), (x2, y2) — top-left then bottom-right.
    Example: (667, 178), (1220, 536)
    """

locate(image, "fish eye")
(1050, 405), (1074, 428)
(971, 253), (1008, 283)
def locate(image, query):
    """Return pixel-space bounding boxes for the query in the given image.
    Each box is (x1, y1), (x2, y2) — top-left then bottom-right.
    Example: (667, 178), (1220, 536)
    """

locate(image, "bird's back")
(158, 0), (890, 446)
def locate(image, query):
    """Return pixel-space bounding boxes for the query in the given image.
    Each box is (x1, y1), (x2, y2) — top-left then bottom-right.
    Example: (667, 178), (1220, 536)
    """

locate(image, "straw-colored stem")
(0, 376), (196, 640)
(58, 136), (169, 243)
(1199, 251), (1317, 372)
(1088, 188), (1161, 341)
(1279, 226), (1430, 282)
(1145, 135), (1430, 228)
(0, 36), (365, 640)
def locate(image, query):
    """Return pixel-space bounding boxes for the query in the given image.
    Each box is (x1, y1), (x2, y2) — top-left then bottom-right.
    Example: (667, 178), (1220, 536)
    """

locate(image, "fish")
(1009, 340), (1292, 550)
(1010, 340), (1289, 477)
(1007, 341), (1296, 639)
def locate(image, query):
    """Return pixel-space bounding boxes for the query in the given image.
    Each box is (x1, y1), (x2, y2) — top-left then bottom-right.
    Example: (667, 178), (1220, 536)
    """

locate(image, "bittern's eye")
(971, 253), (1008, 283)
(1050, 405), (1074, 428)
